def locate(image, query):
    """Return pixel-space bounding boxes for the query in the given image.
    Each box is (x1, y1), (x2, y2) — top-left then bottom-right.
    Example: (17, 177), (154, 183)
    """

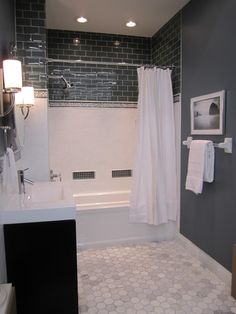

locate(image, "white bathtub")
(74, 190), (130, 210)
(75, 190), (177, 248)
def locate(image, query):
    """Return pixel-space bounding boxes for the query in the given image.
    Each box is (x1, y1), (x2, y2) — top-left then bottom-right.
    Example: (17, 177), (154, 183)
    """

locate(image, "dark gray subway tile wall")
(151, 12), (181, 95)
(47, 30), (151, 102)
(16, 0), (47, 89)
(15, 0), (181, 99)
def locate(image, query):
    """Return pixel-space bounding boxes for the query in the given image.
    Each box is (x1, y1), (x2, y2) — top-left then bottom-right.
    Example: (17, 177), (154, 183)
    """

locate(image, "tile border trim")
(34, 92), (179, 105)
(35, 89), (48, 98)
(49, 101), (138, 108)
(49, 94), (180, 108)
(176, 233), (232, 289)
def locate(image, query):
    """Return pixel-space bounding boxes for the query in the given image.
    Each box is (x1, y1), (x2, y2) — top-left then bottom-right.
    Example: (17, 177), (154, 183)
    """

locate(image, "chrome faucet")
(50, 169), (62, 182)
(17, 168), (34, 194)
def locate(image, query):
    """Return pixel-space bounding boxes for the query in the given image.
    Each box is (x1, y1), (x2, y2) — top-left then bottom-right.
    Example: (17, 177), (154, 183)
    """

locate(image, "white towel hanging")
(2, 148), (18, 193)
(185, 140), (215, 194)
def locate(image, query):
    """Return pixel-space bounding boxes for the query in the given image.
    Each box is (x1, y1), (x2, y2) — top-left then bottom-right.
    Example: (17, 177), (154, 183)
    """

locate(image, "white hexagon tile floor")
(77, 240), (236, 314)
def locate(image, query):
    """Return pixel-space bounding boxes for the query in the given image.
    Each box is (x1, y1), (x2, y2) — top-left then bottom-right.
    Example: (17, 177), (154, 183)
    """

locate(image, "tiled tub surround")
(47, 30), (151, 102)
(47, 61), (139, 103)
(16, 0), (47, 89)
(15, 0), (182, 100)
(77, 240), (236, 314)
(49, 101), (180, 248)
(47, 14), (182, 104)
(151, 12), (181, 95)
(48, 107), (136, 194)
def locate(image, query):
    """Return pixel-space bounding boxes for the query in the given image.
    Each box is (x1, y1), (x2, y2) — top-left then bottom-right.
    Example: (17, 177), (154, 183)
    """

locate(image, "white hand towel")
(185, 140), (215, 194)
(2, 148), (18, 193)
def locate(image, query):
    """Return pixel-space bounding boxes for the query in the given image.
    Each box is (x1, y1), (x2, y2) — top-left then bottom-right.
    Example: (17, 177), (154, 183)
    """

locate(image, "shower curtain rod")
(47, 58), (176, 69)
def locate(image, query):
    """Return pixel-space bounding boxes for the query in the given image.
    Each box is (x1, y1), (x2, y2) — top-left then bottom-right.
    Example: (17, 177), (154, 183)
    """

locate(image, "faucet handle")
(17, 168), (29, 177)
(17, 168), (29, 181)
(50, 169), (62, 182)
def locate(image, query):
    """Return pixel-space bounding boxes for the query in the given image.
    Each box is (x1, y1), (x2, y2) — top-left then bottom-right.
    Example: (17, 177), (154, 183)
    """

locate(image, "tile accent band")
(34, 89), (48, 98)
(49, 101), (137, 108)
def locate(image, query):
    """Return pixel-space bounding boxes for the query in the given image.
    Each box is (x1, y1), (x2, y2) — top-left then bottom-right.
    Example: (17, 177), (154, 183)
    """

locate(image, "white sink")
(0, 182), (76, 224)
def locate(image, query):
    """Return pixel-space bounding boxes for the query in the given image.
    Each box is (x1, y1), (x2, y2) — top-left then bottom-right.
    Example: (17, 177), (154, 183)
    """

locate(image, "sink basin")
(31, 182), (64, 203)
(0, 181), (76, 224)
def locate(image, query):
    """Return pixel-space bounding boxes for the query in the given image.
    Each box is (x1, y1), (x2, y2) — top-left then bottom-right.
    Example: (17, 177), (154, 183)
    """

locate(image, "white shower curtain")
(130, 67), (178, 225)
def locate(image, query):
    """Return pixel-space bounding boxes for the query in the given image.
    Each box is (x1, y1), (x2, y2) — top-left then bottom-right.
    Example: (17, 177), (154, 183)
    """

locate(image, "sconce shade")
(15, 87), (35, 107)
(3, 59), (22, 92)
(22, 87), (34, 106)
(14, 90), (24, 106)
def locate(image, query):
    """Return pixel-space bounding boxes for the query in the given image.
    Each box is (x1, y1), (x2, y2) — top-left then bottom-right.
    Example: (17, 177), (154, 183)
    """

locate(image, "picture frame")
(190, 90), (225, 135)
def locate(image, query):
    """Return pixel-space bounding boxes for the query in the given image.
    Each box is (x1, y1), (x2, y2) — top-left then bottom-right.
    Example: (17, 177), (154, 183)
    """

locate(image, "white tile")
(78, 240), (236, 313)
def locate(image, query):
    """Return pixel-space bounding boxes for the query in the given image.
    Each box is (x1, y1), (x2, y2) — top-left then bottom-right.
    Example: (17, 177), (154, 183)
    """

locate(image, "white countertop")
(0, 182), (76, 224)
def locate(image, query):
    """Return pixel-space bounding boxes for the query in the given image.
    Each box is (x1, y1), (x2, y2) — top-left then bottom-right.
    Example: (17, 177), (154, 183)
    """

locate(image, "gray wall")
(181, 0), (236, 271)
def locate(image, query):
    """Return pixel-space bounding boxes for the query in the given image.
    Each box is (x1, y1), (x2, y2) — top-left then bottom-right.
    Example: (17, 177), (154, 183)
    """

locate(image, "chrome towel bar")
(183, 137), (233, 154)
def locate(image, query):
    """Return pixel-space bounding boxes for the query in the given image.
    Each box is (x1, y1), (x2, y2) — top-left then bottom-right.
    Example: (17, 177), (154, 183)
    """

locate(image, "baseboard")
(77, 237), (155, 250)
(176, 233), (232, 288)
(77, 233), (175, 250)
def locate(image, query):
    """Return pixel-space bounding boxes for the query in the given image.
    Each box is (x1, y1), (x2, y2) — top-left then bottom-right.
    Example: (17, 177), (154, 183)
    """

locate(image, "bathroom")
(1, 0), (236, 313)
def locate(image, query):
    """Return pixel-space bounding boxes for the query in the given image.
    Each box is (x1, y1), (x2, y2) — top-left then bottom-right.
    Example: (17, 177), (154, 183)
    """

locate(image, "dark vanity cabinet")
(4, 220), (79, 314)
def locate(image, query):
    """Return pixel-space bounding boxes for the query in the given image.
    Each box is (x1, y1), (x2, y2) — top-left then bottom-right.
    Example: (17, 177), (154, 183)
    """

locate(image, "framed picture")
(190, 90), (225, 135)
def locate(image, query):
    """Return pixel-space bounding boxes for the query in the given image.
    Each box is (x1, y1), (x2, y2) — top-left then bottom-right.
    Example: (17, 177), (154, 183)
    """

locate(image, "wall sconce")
(0, 59), (22, 117)
(15, 86), (35, 120)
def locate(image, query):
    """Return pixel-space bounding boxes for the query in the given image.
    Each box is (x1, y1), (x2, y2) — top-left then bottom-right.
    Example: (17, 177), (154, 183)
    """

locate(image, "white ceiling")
(46, 0), (190, 37)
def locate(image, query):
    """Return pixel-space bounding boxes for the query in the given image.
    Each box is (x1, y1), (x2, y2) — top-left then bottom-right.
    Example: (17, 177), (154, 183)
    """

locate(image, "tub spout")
(50, 169), (62, 182)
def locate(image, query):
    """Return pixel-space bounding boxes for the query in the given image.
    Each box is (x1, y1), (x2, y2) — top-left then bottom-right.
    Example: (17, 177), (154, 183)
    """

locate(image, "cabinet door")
(4, 220), (79, 314)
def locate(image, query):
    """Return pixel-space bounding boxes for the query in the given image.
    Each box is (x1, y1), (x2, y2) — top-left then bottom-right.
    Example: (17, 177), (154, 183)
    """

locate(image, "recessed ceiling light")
(126, 21), (136, 28)
(77, 17), (88, 23)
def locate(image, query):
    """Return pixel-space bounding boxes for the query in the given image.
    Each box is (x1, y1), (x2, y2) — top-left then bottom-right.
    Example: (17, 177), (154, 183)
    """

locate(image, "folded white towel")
(185, 140), (215, 194)
(2, 148), (18, 193)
